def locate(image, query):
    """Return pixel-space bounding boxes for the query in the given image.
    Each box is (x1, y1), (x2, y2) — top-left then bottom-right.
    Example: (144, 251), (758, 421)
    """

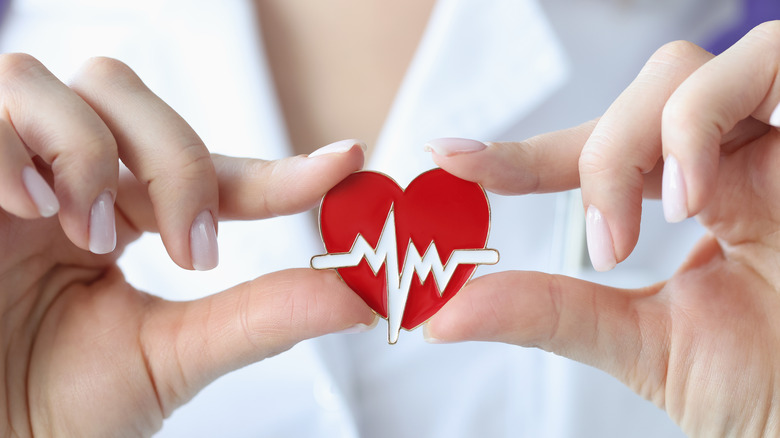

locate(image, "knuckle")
(50, 130), (118, 172)
(76, 56), (143, 90)
(147, 142), (215, 189)
(255, 158), (306, 218)
(544, 275), (564, 348)
(497, 140), (533, 170)
(651, 40), (702, 63)
(747, 21), (780, 51)
(641, 40), (706, 79)
(0, 53), (50, 86)
(504, 141), (541, 193)
(661, 94), (695, 131)
(237, 287), (266, 351)
(635, 41), (709, 102)
(660, 94), (683, 119)
(34, 103), (118, 166)
(82, 130), (119, 161)
(79, 56), (132, 78)
(177, 143), (214, 179)
(751, 20), (780, 41)
(140, 143), (214, 191)
(578, 135), (613, 177)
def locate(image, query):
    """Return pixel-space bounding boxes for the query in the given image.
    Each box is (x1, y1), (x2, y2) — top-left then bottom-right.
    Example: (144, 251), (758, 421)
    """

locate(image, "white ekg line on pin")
(312, 206), (499, 344)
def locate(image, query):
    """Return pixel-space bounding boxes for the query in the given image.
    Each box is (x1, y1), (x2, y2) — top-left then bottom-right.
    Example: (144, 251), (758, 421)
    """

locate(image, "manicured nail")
(422, 322), (448, 344)
(335, 314), (379, 334)
(770, 102), (780, 127)
(424, 138), (487, 156)
(22, 166), (59, 217)
(89, 191), (116, 254)
(585, 205), (616, 272)
(662, 154), (688, 223)
(190, 210), (219, 271)
(308, 139), (367, 157)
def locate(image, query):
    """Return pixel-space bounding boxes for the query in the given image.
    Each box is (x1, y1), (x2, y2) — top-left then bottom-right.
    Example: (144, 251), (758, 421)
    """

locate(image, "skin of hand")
(0, 54), (376, 437)
(426, 21), (780, 437)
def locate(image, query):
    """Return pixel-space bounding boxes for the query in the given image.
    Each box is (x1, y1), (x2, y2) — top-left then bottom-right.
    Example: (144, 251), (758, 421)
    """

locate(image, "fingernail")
(308, 139), (367, 158)
(423, 322), (449, 344)
(335, 314), (379, 334)
(662, 154), (688, 223)
(585, 205), (616, 272)
(22, 166), (59, 217)
(89, 190), (116, 254)
(424, 138), (487, 156)
(770, 102), (780, 127)
(190, 210), (219, 271)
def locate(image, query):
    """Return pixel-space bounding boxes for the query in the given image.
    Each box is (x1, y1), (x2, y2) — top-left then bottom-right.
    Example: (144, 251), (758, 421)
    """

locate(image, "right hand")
(427, 22), (780, 437)
(0, 54), (375, 437)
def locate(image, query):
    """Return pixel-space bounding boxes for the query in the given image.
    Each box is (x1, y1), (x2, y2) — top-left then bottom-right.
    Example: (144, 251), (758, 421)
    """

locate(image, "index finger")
(427, 120), (595, 195)
(115, 140), (367, 229)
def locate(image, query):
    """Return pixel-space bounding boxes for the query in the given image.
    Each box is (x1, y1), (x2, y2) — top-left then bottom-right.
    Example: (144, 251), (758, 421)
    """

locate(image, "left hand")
(425, 22), (780, 437)
(0, 55), (375, 437)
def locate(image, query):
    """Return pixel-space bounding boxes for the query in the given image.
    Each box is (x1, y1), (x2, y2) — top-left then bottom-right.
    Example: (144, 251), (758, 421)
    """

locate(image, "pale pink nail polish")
(424, 138), (487, 156)
(422, 323), (444, 344)
(22, 166), (59, 217)
(190, 210), (219, 271)
(308, 139), (367, 157)
(89, 191), (116, 254)
(662, 154), (688, 223)
(585, 205), (616, 272)
(334, 314), (379, 335)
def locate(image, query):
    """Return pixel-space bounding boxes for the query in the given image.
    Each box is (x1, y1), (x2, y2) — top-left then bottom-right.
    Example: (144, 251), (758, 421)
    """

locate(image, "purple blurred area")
(706, 0), (780, 53)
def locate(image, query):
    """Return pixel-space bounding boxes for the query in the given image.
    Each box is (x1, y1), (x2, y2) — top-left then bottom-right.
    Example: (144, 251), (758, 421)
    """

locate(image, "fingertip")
(307, 138), (367, 158)
(302, 138), (366, 177)
(424, 137), (488, 156)
(0, 120), (60, 219)
(585, 205), (617, 272)
(430, 130), (587, 195)
(334, 312), (379, 335)
(661, 154), (689, 223)
(423, 280), (494, 344)
(190, 210), (219, 271)
(581, 200), (641, 271)
(88, 190), (117, 254)
(305, 139), (367, 177)
(22, 166), (60, 217)
(422, 322), (445, 344)
(659, 99), (716, 221)
(422, 317), (464, 344)
(579, 142), (644, 269)
(216, 141), (367, 220)
(427, 140), (541, 195)
(142, 155), (219, 269)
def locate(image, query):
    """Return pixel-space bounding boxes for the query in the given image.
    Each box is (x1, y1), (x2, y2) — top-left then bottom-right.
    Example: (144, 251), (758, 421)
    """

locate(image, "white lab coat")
(1, 0), (739, 436)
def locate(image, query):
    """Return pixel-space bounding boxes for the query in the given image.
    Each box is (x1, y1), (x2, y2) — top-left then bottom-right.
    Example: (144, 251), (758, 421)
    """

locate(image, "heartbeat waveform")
(312, 206), (499, 343)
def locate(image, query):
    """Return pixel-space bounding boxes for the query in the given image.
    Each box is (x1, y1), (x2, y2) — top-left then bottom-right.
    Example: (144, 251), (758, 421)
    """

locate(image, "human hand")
(0, 54), (375, 437)
(426, 21), (780, 437)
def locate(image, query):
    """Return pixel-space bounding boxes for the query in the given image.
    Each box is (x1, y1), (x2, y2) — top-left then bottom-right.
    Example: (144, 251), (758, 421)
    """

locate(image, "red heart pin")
(311, 168), (498, 343)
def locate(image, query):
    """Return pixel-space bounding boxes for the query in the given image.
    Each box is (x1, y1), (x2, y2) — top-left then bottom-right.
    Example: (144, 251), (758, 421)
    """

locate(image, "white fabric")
(0, 0), (739, 436)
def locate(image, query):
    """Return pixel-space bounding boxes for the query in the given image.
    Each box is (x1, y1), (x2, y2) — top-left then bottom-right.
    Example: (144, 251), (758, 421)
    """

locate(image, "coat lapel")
(369, 0), (569, 186)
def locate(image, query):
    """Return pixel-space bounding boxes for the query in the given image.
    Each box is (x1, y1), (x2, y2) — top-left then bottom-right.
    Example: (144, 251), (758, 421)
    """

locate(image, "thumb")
(140, 268), (375, 416)
(425, 271), (670, 401)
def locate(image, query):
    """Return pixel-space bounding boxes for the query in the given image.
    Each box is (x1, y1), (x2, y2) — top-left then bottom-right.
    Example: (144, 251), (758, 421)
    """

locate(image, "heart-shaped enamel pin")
(311, 168), (499, 343)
